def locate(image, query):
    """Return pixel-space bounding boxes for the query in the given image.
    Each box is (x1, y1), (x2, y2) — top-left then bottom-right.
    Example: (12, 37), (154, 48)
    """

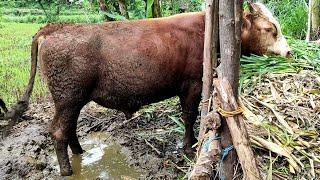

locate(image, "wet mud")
(0, 98), (192, 179)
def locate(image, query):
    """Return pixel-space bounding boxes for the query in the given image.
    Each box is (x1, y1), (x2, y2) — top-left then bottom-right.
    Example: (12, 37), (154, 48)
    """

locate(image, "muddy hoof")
(184, 146), (196, 155)
(71, 148), (84, 155)
(60, 168), (73, 176)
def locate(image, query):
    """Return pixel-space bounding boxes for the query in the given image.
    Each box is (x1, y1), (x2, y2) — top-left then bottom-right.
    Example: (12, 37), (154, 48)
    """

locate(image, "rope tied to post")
(217, 106), (244, 117)
(221, 145), (234, 161)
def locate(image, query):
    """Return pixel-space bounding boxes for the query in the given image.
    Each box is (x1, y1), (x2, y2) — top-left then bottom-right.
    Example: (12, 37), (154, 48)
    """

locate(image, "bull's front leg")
(179, 82), (202, 154)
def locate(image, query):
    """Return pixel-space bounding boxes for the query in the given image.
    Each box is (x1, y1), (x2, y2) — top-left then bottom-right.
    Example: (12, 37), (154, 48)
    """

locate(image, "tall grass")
(0, 22), (47, 106)
(264, 0), (308, 39)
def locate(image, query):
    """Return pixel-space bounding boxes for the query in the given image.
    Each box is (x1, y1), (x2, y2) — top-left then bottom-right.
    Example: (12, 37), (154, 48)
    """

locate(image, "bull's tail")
(2, 38), (39, 121)
(0, 98), (8, 114)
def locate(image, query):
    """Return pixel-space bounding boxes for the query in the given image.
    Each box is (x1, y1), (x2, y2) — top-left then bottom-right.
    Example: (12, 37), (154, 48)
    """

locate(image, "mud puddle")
(67, 132), (142, 180)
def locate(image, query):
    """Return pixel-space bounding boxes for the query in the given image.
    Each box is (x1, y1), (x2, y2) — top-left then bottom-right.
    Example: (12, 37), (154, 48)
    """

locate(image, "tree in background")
(98, 0), (107, 12)
(145, 0), (161, 18)
(152, 0), (161, 17)
(118, 0), (129, 19)
(306, 0), (320, 41)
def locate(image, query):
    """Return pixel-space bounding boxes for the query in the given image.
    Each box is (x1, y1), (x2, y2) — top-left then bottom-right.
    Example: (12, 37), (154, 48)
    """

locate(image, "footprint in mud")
(54, 132), (142, 180)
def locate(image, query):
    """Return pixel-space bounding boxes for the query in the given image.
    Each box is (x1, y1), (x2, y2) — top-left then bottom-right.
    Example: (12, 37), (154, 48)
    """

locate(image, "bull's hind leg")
(179, 81), (202, 154)
(50, 105), (83, 176)
(69, 128), (84, 154)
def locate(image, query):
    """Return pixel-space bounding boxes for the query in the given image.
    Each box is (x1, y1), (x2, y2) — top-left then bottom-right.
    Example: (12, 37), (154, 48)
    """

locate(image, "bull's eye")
(265, 28), (272, 33)
(273, 32), (277, 37)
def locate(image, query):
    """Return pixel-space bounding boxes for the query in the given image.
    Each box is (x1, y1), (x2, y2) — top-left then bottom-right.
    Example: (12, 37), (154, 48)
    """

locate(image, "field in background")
(0, 22), (46, 106)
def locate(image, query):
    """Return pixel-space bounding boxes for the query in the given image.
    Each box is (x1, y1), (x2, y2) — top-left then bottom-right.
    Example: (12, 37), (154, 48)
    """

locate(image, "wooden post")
(191, 0), (261, 179)
(199, 0), (219, 140)
(189, 1), (220, 179)
(217, 0), (239, 179)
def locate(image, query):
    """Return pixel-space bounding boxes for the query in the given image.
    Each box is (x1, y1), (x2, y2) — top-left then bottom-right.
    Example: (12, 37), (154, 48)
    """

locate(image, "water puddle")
(66, 132), (141, 180)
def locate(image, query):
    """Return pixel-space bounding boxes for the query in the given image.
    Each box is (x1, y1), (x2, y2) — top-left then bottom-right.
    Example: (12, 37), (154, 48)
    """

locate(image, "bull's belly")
(91, 85), (178, 113)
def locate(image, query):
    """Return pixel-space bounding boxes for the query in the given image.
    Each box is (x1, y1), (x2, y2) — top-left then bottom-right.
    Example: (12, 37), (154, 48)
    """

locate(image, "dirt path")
(0, 98), (192, 179)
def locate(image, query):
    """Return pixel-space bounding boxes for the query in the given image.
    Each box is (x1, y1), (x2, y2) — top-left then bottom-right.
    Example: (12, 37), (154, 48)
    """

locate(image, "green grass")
(0, 22), (47, 107)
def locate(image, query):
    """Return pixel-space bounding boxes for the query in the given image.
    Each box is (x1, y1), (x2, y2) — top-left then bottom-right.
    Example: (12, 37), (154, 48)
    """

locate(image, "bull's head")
(241, 2), (292, 57)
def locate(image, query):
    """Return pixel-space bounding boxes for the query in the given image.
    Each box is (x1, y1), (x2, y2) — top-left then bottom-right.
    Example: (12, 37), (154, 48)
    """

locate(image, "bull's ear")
(249, 3), (262, 15)
(243, 13), (252, 29)
(248, 2), (255, 13)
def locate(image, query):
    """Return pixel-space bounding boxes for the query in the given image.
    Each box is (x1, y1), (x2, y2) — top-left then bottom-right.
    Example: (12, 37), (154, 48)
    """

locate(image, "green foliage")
(103, 12), (126, 21)
(127, 0), (146, 19)
(0, 7), (3, 28)
(264, 0), (308, 39)
(0, 0), (204, 23)
(146, 0), (154, 18)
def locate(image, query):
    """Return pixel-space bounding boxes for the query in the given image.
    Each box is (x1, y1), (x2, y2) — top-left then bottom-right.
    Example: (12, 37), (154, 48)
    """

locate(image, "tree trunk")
(307, 0), (320, 41)
(311, 0), (320, 40)
(152, 0), (162, 18)
(118, 0), (129, 19)
(306, 0), (312, 41)
(217, 0), (239, 179)
(98, 0), (107, 12)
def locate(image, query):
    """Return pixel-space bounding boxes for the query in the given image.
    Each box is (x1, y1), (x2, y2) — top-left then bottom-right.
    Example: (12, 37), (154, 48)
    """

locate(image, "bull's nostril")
(286, 51), (293, 58)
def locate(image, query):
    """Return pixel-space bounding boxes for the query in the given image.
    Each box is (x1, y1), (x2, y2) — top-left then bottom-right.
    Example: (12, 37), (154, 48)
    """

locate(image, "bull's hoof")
(72, 148), (84, 155)
(70, 144), (84, 155)
(183, 137), (197, 156)
(60, 168), (73, 176)
(184, 146), (196, 156)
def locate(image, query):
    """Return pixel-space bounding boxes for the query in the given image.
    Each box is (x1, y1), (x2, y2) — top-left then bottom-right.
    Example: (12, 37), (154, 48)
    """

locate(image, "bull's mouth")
(265, 51), (293, 58)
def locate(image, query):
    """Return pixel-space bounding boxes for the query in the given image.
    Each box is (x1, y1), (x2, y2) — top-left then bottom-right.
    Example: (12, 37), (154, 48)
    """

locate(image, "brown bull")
(6, 3), (290, 176)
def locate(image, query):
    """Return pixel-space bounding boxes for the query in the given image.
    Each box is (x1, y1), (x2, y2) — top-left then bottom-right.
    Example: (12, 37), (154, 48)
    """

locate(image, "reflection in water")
(67, 132), (141, 180)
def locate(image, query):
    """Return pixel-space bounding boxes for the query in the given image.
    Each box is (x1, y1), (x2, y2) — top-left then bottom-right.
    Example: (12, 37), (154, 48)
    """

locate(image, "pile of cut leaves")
(238, 39), (320, 179)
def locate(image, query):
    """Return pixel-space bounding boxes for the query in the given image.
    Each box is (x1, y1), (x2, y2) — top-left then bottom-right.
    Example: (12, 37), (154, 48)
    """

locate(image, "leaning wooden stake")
(189, 0), (220, 179)
(198, 0), (219, 140)
(213, 78), (261, 180)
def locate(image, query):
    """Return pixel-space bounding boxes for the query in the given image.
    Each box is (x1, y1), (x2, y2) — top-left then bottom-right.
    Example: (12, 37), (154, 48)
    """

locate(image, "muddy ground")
(0, 98), (195, 179)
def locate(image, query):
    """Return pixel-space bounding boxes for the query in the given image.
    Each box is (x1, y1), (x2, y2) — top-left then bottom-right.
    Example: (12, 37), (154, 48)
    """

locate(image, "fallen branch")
(144, 139), (162, 156)
(104, 113), (142, 131)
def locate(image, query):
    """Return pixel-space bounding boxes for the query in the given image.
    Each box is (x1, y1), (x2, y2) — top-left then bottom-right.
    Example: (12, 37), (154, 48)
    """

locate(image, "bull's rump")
(38, 12), (204, 110)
